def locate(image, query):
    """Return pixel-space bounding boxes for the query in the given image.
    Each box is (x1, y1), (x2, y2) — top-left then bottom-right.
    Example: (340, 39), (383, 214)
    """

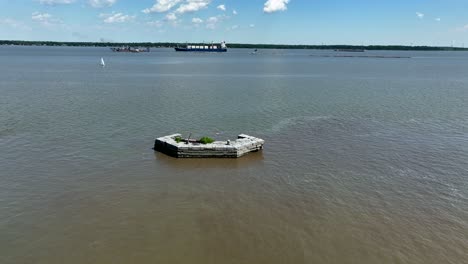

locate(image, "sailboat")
(100, 57), (105, 67)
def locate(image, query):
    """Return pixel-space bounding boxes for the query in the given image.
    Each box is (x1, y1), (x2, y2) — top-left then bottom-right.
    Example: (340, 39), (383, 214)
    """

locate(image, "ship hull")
(175, 47), (227, 52)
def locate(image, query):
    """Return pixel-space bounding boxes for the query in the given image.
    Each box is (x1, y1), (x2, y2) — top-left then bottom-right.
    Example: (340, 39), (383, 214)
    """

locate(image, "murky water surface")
(1, 46), (467, 263)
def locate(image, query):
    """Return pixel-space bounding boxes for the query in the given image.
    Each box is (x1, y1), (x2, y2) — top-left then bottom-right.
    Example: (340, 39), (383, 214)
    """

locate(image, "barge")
(334, 49), (365, 52)
(110, 46), (150, 53)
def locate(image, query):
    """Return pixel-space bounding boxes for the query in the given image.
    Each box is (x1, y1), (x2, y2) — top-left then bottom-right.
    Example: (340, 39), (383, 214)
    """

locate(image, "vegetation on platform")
(199, 137), (215, 144)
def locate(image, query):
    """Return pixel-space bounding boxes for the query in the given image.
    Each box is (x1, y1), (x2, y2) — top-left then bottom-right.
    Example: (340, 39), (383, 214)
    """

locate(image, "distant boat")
(175, 41), (227, 52)
(251, 49), (258, 55)
(100, 57), (105, 67)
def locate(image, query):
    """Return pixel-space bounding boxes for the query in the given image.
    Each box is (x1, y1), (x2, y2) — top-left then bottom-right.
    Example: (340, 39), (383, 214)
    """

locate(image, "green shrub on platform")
(199, 137), (214, 144)
(174, 136), (182, 143)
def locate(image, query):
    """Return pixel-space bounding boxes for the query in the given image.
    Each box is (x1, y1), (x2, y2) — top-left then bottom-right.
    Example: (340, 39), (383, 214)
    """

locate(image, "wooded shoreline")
(1, 40), (467, 51)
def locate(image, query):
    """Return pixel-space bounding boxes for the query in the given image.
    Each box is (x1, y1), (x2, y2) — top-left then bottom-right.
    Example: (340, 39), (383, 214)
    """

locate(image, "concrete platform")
(154, 134), (264, 158)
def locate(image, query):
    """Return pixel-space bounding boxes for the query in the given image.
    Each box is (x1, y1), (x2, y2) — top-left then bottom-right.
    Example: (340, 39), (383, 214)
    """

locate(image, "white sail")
(100, 57), (105, 67)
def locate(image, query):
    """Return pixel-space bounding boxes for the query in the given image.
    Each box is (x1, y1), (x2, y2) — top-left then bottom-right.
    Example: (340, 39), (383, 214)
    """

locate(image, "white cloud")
(207, 16), (218, 23)
(435, 18), (441, 22)
(249, 24), (255, 28)
(416, 12), (424, 19)
(142, 0), (182, 13)
(176, 0), (212, 14)
(232, 10), (237, 15)
(231, 25), (238, 30)
(142, 0), (211, 14)
(217, 4), (226, 11)
(205, 14), (227, 29)
(89, 0), (117, 8)
(165, 13), (177, 21)
(264, 0), (290, 13)
(192, 17), (203, 23)
(99, 12), (134, 23)
(31, 12), (66, 28)
(32, 12), (52, 22)
(38, 0), (75, 5)
(206, 16), (219, 29)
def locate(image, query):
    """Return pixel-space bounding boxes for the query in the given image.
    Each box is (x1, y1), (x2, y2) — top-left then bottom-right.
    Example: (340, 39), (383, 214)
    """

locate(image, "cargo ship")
(175, 41), (227, 52)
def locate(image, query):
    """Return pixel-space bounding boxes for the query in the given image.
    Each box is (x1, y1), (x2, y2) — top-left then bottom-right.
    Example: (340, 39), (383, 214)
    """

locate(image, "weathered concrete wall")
(154, 134), (264, 158)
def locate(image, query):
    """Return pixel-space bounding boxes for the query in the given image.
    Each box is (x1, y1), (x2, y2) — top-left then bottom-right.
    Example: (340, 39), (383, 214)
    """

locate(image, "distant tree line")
(1, 40), (467, 51)
(0, 40), (179, 48)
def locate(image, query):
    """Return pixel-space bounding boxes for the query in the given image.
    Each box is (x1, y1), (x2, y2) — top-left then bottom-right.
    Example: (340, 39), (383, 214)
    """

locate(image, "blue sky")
(1, 0), (468, 46)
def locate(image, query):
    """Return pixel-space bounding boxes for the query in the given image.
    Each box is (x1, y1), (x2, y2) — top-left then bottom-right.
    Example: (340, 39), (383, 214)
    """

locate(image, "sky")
(1, 0), (468, 46)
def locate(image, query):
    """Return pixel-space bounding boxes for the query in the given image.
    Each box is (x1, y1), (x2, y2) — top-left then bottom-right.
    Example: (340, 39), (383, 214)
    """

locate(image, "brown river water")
(0, 46), (467, 263)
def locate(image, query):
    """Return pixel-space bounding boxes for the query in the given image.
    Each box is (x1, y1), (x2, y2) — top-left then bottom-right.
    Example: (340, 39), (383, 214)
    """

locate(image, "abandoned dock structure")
(154, 134), (264, 158)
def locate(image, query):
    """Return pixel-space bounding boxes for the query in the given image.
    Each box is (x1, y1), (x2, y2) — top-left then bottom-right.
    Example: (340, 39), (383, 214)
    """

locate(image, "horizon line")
(1, 39), (467, 49)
